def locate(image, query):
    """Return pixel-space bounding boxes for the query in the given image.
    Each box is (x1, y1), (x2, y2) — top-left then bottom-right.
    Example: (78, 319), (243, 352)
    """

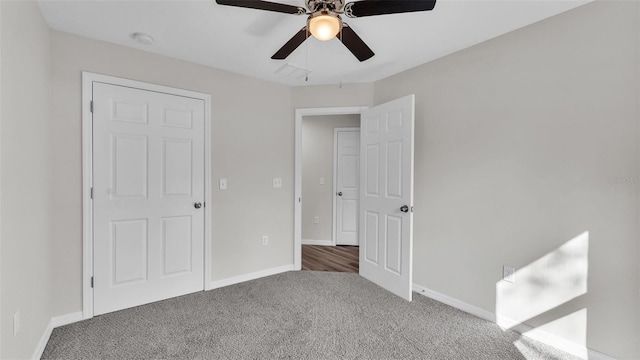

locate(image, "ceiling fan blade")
(344, 0), (436, 18)
(340, 24), (374, 62)
(272, 27), (310, 60)
(216, 0), (306, 15)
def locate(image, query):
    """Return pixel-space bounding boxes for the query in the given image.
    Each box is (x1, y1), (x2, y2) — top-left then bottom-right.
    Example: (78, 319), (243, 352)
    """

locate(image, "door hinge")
(90, 100), (93, 113)
(91, 276), (94, 288)
(90, 187), (93, 199)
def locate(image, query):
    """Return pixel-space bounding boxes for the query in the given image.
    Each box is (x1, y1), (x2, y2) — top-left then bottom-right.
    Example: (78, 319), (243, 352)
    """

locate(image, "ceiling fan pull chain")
(305, 26), (310, 82)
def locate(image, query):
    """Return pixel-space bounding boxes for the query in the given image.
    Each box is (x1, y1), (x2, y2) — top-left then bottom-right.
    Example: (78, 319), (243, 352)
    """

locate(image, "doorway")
(81, 72), (212, 319)
(294, 107), (367, 272)
(295, 95), (415, 300)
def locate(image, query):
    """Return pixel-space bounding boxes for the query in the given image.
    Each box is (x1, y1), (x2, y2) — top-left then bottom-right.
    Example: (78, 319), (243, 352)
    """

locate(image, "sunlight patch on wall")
(512, 307), (588, 358)
(496, 232), (589, 329)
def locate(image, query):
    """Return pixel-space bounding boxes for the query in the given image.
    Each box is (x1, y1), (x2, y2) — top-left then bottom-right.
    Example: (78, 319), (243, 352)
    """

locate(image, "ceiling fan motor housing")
(306, 0), (345, 13)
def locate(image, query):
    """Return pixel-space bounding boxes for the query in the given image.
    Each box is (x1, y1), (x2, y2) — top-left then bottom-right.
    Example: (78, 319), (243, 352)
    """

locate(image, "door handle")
(194, 202), (202, 209)
(400, 205), (409, 213)
(337, 192), (343, 196)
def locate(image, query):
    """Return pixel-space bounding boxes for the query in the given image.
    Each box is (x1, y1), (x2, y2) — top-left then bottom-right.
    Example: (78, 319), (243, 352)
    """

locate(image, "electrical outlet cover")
(13, 310), (20, 336)
(503, 266), (516, 283)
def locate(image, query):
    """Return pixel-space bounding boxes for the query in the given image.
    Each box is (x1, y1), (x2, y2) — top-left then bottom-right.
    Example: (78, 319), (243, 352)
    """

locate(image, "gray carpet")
(43, 271), (581, 360)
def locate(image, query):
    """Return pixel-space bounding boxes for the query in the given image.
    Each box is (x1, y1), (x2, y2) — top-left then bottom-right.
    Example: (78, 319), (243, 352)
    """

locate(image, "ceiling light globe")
(309, 14), (341, 41)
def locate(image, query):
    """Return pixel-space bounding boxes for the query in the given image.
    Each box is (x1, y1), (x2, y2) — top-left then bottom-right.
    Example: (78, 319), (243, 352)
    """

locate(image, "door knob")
(400, 205), (409, 213)
(337, 192), (343, 196)
(194, 202), (202, 209)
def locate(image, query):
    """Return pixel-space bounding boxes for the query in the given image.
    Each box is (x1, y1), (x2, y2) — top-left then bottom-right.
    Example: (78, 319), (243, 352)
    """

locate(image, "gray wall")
(50, 31), (294, 315)
(302, 115), (360, 241)
(373, 2), (639, 358)
(292, 83), (374, 108)
(1, 1), (54, 358)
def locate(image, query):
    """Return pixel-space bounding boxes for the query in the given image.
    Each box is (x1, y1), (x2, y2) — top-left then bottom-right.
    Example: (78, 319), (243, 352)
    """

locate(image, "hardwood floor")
(302, 245), (359, 273)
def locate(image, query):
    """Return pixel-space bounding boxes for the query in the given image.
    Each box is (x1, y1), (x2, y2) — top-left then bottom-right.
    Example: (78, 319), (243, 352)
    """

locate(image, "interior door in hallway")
(92, 82), (205, 315)
(335, 128), (360, 245)
(359, 95), (415, 301)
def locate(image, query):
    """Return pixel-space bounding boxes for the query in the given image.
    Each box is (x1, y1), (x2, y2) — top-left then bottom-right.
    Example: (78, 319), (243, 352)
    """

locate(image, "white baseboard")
(208, 264), (294, 290)
(412, 284), (496, 323)
(32, 311), (83, 360)
(301, 239), (333, 246)
(50, 311), (84, 328)
(412, 284), (615, 360)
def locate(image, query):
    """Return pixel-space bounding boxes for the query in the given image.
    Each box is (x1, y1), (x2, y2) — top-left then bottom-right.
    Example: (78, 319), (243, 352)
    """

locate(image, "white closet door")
(92, 83), (205, 315)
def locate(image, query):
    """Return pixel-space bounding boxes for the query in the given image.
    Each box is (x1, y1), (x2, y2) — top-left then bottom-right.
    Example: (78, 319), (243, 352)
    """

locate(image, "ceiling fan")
(215, 0), (437, 62)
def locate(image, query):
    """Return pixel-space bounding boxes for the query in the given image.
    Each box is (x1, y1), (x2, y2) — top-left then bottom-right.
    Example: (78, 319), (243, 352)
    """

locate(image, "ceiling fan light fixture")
(308, 12), (341, 41)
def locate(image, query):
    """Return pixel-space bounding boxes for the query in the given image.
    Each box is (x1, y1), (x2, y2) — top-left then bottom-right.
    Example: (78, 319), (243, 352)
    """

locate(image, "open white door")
(359, 95), (415, 301)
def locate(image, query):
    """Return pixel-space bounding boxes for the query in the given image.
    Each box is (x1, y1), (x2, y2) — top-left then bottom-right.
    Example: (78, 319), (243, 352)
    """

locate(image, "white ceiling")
(37, 0), (589, 86)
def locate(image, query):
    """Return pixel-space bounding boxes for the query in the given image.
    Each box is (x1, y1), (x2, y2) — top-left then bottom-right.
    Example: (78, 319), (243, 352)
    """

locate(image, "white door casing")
(293, 107), (368, 270)
(335, 128), (360, 246)
(92, 82), (206, 315)
(359, 95), (415, 301)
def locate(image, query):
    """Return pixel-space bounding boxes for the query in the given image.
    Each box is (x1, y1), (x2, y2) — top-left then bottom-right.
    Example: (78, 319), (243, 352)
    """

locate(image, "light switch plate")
(219, 178), (227, 190)
(273, 178), (282, 188)
(320, 177), (325, 185)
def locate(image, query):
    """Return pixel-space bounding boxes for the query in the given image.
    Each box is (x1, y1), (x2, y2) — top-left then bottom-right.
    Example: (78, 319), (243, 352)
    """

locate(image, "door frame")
(294, 106), (367, 270)
(333, 127), (360, 246)
(81, 72), (212, 319)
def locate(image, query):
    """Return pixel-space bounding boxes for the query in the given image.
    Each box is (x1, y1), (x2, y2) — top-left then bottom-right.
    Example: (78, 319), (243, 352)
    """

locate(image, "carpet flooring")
(43, 271), (582, 360)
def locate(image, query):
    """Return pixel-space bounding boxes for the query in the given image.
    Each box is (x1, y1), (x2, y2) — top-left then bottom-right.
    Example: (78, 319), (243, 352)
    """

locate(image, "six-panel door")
(359, 95), (415, 301)
(336, 129), (360, 245)
(92, 83), (205, 315)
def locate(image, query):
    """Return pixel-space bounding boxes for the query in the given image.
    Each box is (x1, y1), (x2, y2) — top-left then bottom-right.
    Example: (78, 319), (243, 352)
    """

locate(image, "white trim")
(412, 284), (616, 360)
(81, 73), (93, 320)
(51, 311), (84, 328)
(81, 72), (213, 317)
(294, 107), (368, 270)
(332, 127), (360, 247)
(412, 283), (496, 322)
(302, 239), (333, 246)
(32, 323), (52, 360)
(32, 312), (84, 360)
(209, 264), (294, 290)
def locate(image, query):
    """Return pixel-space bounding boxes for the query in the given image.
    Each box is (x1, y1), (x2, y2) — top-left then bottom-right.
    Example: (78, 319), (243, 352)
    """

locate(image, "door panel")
(93, 83), (205, 315)
(336, 129), (360, 246)
(112, 134), (148, 198)
(163, 138), (193, 196)
(162, 216), (193, 275)
(364, 211), (379, 263)
(111, 219), (148, 284)
(359, 95), (415, 301)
